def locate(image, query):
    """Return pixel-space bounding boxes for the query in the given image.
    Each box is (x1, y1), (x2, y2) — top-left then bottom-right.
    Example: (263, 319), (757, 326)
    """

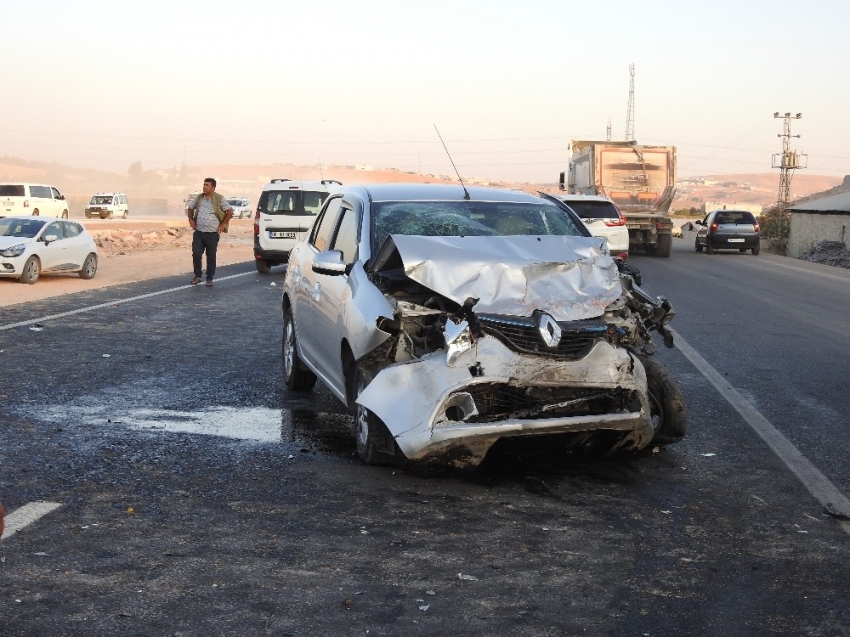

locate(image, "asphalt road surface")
(1, 242), (849, 636)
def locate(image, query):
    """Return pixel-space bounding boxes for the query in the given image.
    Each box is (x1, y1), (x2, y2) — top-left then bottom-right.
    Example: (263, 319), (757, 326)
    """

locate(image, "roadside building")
(787, 191), (850, 257)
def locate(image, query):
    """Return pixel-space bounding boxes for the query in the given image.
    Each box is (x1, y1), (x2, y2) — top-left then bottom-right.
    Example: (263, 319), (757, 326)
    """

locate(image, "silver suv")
(253, 179), (341, 273)
(281, 183), (686, 466)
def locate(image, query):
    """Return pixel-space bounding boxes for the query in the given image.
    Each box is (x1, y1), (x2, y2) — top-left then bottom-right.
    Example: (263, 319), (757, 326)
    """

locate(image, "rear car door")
(60, 221), (88, 269)
(51, 187), (66, 217)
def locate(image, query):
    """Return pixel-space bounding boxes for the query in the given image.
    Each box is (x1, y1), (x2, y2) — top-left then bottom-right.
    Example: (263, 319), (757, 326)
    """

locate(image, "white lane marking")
(2, 501), (63, 540)
(0, 271), (254, 332)
(674, 331), (850, 536)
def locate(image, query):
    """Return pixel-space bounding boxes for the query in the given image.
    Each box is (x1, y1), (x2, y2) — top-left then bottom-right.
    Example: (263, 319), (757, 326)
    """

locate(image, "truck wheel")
(638, 354), (687, 445)
(656, 234), (672, 257)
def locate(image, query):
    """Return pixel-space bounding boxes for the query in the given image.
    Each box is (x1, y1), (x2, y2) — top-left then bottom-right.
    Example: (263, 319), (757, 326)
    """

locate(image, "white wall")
(788, 212), (850, 257)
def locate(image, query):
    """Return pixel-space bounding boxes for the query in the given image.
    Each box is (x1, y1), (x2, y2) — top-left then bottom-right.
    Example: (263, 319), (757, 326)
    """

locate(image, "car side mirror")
(43, 234), (59, 244)
(312, 250), (347, 276)
(694, 220), (703, 226)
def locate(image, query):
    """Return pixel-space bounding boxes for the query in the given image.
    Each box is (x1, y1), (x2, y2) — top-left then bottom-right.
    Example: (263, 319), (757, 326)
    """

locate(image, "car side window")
(311, 197), (343, 251)
(44, 221), (64, 240)
(63, 221), (82, 238)
(331, 207), (359, 263)
(51, 187), (62, 199)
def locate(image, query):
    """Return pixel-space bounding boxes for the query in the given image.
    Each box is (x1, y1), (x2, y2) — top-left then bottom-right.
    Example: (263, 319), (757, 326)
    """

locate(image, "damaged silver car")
(282, 184), (686, 466)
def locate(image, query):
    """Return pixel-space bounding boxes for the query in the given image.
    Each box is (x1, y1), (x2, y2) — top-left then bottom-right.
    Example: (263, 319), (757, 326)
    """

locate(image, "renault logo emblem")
(537, 313), (562, 348)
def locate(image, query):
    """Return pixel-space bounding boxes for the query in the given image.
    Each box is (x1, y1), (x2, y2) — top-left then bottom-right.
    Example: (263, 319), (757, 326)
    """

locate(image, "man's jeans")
(192, 230), (220, 279)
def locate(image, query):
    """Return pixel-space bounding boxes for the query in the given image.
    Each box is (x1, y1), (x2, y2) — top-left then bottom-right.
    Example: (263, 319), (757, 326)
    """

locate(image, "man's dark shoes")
(205, 279), (213, 287)
(191, 276), (201, 285)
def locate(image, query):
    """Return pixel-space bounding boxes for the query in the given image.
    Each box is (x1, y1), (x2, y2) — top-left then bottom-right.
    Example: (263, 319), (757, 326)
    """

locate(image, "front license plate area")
(269, 231), (296, 239)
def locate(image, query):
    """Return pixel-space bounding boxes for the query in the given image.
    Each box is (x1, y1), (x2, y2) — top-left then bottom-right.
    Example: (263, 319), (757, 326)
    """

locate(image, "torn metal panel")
(342, 262), (395, 361)
(357, 335), (652, 461)
(371, 235), (621, 322)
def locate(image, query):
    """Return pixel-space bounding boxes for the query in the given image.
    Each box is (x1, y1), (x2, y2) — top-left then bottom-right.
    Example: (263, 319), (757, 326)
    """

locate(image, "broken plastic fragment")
(457, 573), (478, 581)
(419, 605), (430, 611)
(701, 453), (717, 457)
(102, 354), (111, 358)
(29, 326), (43, 332)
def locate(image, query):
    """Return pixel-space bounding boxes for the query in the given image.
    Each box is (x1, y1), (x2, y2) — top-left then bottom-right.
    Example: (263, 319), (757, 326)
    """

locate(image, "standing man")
(186, 177), (233, 287)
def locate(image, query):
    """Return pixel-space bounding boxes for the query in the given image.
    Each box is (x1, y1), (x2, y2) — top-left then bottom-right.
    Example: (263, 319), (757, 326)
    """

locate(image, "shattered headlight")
(0, 243), (26, 258)
(444, 319), (473, 366)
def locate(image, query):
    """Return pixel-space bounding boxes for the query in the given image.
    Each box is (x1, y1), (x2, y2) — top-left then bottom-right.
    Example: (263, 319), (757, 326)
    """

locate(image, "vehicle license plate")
(728, 238), (745, 243)
(270, 231), (296, 239)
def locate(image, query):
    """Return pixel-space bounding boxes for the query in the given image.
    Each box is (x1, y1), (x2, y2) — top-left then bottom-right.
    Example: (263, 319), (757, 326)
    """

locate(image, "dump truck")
(559, 140), (677, 257)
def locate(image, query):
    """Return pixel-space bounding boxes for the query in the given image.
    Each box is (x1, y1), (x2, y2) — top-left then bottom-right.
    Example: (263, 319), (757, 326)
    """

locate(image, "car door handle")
(311, 282), (322, 302)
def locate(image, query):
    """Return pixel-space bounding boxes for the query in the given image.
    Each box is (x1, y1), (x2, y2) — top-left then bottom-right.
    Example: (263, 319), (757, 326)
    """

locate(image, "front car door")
(51, 187), (66, 217)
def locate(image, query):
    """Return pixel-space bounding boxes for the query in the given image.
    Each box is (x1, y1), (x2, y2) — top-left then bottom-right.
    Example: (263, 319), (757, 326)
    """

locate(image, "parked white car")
(227, 197), (253, 219)
(558, 194), (629, 258)
(0, 183), (69, 218)
(0, 217), (98, 284)
(254, 179), (342, 273)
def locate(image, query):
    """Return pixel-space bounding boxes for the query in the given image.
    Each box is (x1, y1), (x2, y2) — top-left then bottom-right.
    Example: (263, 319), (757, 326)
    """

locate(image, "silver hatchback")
(281, 184), (686, 466)
(695, 209), (761, 255)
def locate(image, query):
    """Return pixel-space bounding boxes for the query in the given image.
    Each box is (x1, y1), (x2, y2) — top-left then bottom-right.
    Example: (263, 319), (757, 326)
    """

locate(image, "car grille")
(454, 383), (639, 423)
(478, 314), (608, 360)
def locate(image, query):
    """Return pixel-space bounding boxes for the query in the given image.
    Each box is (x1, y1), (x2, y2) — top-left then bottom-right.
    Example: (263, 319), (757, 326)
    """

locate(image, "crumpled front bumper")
(357, 335), (653, 461)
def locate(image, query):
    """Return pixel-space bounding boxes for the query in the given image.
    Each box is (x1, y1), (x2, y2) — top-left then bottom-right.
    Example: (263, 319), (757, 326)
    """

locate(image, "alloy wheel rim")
(284, 320), (294, 378)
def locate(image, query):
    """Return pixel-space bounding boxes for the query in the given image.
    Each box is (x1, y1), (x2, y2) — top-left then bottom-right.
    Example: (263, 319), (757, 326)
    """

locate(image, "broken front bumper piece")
(357, 335), (654, 461)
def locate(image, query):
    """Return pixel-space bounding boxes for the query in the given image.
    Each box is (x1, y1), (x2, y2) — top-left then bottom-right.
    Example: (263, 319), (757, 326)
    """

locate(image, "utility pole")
(772, 112), (807, 208)
(606, 116), (612, 141)
(624, 63), (635, 142)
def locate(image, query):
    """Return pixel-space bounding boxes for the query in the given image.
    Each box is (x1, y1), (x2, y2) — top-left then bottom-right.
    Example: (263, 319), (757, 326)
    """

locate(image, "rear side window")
(562, 200), (620, 219)
(259, 190), (330, 216)
(0, 184), (25, 196)
(715, 211), (756, 225)
(30, 186), (52, 198)
(63, 221), (82, 237)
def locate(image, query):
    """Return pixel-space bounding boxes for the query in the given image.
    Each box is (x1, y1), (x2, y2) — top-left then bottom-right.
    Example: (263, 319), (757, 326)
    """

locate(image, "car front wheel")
(79, 253), (98, 279)
(638, 354), (687, 445)
(351, 364), (400, 465)
(282, 305), (316, 391)
(19, 256), (41, 284)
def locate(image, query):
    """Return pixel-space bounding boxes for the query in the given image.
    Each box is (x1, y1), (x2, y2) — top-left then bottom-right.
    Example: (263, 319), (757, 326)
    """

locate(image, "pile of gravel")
(798, 240), (850, 268)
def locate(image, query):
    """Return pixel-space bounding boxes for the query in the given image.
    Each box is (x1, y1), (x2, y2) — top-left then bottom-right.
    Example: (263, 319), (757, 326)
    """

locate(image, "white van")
(85, 193), (129, 219)
(253, 179), (341, 273)
(0, 183), (69, 218)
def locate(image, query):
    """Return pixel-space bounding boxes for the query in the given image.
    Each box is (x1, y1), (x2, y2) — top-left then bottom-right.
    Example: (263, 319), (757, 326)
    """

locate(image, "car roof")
(261, 179), (342, 191)
(343, 183), (548, 204)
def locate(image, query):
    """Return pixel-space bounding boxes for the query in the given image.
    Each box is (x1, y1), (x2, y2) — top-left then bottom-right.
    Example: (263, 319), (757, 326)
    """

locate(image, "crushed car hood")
(369, 234), (621, 321)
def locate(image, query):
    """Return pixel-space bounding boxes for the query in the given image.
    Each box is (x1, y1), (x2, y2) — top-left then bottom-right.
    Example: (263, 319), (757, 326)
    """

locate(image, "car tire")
(706, 239), (715, 254)
(350, 364), (400, 465)
(61, 210), (68, 219)
(637, 354), (687, 445)
(752, 243), (760, 256)
(255, 259), (272, 274)
(695, 240), (703, 252)
(79, 253), (98, 279)
(19, 256), (41, 284)
(32, 209), (39, 216)
(282, 305), (317, 392)
(123, 210), (128, 219)
(108, 211), (113, 219)
(656, 234), (672, 257)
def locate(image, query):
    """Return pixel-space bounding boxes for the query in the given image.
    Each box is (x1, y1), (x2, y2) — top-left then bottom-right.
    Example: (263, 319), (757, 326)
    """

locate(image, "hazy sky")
(3, 0), (848, 183)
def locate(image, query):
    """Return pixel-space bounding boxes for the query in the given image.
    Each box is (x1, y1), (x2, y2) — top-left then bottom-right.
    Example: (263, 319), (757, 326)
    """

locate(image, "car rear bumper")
(710, 234), (759, 248)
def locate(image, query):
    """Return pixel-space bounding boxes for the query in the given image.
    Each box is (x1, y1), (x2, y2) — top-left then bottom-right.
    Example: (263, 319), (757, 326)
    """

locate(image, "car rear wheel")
(656, 234), (672, 257)
(255, 259), (272, 273)
(706, 239), (715, 254)
(79, 253), (98, 279)
(32, 209), (39, 216)
(61, 210), (68, 219)
(350, 364), (400, 465)
(19, 256), (41, 284)
(638, 354), (687, 445)
(123, 210), (128, 219)
(282, 305), (317, 391)
(752, 243), (760, 256)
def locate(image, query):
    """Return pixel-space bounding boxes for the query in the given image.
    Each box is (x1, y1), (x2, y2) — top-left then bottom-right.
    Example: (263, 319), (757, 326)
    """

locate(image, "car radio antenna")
(433, 124), (470, 200)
